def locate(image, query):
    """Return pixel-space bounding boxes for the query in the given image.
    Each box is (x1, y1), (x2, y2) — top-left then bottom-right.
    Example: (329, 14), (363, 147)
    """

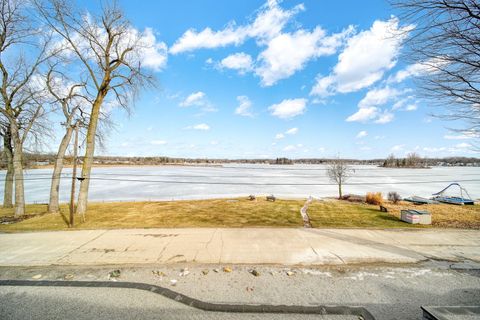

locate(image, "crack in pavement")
(57, 230), (110, 263)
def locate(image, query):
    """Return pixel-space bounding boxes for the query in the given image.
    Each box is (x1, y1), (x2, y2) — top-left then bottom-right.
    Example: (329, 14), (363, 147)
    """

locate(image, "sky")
(65, 0), (479, 159)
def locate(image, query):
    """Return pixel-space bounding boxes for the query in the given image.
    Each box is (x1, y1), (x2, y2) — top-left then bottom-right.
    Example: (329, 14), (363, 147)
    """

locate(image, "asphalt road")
(0, 286), (359, 320)
(1, 262), (479, 319)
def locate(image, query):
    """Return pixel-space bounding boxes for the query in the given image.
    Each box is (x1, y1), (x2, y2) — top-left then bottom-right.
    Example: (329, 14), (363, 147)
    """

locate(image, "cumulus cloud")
(389, 57), (446, 83)
(268, 98), (307, 119)
(187, 123), (210, 131)
(275, 133), (285, 139)
(171, 1), (352, 86)
(220, 53), (253, 74)
(256, 26), (353, 86)
(180, 91), (206, 107)
(356, 131), (368, 139)
(346, 87), (401, 123)
(285, 127), (298, 135)
(234, 95), (253, 117)
(180, 91), (216, 112)
(170, 0), (304, 54)
(139, 28), (168, 71)
(311, 17), (412, 97)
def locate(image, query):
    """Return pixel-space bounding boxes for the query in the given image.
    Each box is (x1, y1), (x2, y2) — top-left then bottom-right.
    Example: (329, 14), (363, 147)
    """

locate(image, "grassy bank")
(0, 198), (478, 232)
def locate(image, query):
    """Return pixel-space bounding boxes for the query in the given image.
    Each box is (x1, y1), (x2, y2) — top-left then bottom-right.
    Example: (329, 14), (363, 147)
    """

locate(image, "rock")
(249, 269), (260, 277)
(31, 274), (42, 280)
(170, 279), (177, 286)
(286, 271), (294, 276)
(179, 268), (190, 277)
(223, 267), (232, 273)
(202, 269), (209, 275)
(63, 274), (74, 280)
(152, 270), (166, 277)
(213, 268), (220, 273)
(246, 286), (254, 292)
(108, 269), (121, 278)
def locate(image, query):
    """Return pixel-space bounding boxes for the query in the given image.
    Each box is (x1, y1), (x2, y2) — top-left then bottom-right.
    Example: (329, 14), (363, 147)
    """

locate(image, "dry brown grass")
(0, 198), (478, 232)
(382, 201), (480, 229)
(0, 198), (304, 231)
(366, 192), (383, 205)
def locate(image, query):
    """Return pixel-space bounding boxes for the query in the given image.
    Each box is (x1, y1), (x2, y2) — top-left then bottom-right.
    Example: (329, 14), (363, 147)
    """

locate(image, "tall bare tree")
(0, 0), (55, 216)
(393, 0), (480, 142)
(37, 0), (154, 216)
(0, 122), (14, 208)
(327, 158), (353, 199)
(45, 67), (87, 213)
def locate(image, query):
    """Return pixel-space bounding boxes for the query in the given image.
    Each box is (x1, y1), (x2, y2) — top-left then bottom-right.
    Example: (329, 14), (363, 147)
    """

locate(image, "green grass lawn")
(0, 198), (478, 232)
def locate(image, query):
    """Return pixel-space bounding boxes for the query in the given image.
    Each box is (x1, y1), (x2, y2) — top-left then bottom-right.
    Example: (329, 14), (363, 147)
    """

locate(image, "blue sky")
(72, 0), (478, 159)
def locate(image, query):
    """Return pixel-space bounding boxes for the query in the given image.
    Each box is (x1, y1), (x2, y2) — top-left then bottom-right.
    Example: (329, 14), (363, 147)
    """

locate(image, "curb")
(0, 279), (375, 319)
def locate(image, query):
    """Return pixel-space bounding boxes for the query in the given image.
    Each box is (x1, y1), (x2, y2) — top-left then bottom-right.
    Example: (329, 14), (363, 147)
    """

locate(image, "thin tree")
(393, 0), (480, 143)
(0, 122), (14, 208)
(0, 0), (56, 216)
(36, 0), (154, 216)
(327, 158), (353, 199)
(45, 66), (87, 213)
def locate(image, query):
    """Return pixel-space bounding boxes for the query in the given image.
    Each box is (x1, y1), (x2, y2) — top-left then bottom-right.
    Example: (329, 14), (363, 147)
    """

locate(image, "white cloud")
(150, 140), (167, 145)
(405, 103), (417, 111)
(275, 133), (285, 139)
(359, 87), (402, 109)
(356, 131), (368, 139)
(347, 86), (401, 123)
(285, 127), (298, 135)
(268, 98), (307, 119)
(283, 145), (296, 151)
(374, 111), (394, 124)
(444, 134), (471, 140)
(180, 91), (206, 107)
(221, 52), (253, 74)
(234, 95), (253, 117)
(391, 144), (404, 152)
(186, 123), (210, 131)
(311, 17), (412, 97)
(180, 91), (216, 112)
(389, 57), (446, 83)
(138, 28), (168, 71)
(256, 26), (353, 86)
(346, 107), (378, 122)
(170, 0), (304, 54)
(456, 142), (471, 148)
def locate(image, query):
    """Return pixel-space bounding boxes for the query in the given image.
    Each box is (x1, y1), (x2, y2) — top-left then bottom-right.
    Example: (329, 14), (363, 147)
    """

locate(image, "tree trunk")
(48, 126), (74, 213)
(338, 183), (342, 199)
(10, 125), (25, 217)
(76, 92), (106, 216)
(3, 127), (14, 208)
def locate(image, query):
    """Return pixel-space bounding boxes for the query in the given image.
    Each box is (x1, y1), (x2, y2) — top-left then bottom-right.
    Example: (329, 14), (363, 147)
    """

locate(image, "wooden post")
(69, 122), (79, 227)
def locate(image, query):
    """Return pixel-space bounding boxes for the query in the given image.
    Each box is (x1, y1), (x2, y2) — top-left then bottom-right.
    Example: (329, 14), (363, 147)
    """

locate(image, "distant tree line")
(3, 153), (479, 168)
(381, 153), (428, 168)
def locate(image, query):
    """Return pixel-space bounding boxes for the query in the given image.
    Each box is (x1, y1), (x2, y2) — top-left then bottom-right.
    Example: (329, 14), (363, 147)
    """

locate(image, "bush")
(366, 192), (383, 205)
(388, 191), (401, 204)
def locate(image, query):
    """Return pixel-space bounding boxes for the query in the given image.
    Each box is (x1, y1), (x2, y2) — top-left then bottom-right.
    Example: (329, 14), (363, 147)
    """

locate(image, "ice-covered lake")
(1, 164), (479, 203)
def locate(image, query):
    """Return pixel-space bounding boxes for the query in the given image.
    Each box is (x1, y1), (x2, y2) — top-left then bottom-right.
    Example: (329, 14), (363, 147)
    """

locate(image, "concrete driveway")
(1, 228), (479, 266)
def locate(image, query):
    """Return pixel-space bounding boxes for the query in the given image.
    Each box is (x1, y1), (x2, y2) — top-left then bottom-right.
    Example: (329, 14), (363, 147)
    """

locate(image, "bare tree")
(0, 0), (55, 216)
(393, 0), (480, 142)
(45, 66), (87, 213)
(36, 0), (154, 217)
(327, 158), (353, 199)
(0, 122), (14, 208)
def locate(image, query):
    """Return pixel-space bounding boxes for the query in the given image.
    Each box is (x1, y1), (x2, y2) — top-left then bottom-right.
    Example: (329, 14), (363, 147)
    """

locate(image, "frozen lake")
(1, 164), (479, 203)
